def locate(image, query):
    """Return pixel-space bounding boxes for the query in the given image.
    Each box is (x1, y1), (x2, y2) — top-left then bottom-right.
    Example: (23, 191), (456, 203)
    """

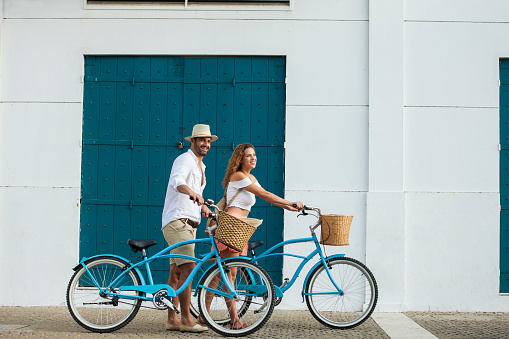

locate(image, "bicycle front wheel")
(197, 259), (275, 337)
(191, 266), (252, 324)
(66, 256), (142, 333)
(305, 257), (378, 329)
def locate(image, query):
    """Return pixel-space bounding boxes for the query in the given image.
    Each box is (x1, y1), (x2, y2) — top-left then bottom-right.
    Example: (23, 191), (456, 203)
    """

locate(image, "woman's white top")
(226, 177), (261, 212)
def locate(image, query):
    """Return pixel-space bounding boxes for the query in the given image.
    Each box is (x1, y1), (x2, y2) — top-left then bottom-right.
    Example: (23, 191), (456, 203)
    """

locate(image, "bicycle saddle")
(248, 241), (264, 251)
(128, 239), (157, 252)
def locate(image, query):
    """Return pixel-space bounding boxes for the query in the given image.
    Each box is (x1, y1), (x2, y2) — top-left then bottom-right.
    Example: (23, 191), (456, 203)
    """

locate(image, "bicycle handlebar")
(192, 196), (321, 234)
(293, 203), (314, 210)
(188, 196), (215, 206)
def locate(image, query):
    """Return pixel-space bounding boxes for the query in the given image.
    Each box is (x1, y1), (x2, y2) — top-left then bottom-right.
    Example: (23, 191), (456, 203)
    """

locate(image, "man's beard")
(194, 144), (209, 156)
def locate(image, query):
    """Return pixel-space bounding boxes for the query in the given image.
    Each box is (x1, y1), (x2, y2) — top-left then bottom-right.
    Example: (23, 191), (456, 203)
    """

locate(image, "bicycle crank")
(153, 290), (180, 313)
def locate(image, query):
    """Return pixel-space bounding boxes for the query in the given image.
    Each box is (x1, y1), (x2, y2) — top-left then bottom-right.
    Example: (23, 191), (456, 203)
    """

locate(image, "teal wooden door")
(81, 56), (286, 284)
(500, 60), (509, 293)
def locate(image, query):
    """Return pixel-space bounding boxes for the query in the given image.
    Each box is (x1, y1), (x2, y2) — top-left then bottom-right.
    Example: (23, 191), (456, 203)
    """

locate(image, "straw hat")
(184, 124), (218, 142)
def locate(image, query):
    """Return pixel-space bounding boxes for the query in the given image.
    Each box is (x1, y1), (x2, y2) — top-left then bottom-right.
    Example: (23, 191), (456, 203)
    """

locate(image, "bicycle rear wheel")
(197, 259), (275, 337)
(66, 256), (142, 333)
(305, 257), (378, 329)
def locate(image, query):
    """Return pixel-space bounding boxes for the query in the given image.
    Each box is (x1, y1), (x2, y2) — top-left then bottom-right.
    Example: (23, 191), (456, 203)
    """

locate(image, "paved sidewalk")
(0, 306), (508, 338)
(406, 312), (509, 339)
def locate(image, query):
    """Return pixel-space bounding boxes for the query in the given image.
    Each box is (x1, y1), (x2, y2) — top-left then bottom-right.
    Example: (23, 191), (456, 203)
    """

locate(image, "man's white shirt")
(162, 149), (206, 229)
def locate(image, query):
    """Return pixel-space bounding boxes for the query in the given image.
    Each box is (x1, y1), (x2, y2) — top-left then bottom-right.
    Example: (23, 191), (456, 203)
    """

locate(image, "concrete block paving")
(0, 307), (387, 338)
(1, 307), (508, 338)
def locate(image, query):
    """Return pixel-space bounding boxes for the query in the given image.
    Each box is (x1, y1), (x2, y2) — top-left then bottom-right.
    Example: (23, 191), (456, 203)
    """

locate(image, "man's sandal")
(180, 324), (208, 333)
(165, 323), (180, 331)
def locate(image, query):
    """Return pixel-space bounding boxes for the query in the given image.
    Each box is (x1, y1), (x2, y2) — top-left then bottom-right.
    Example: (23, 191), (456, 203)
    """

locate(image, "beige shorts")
(162, 219), (197, 266)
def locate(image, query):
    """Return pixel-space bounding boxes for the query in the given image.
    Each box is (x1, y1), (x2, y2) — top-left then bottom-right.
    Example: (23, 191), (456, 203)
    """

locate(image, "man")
(161, 124), (217, 333)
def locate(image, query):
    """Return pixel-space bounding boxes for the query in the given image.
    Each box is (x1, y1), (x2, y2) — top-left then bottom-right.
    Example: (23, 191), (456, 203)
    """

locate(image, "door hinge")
(284, 142), (287, 148)
(499, 144), (502, 151)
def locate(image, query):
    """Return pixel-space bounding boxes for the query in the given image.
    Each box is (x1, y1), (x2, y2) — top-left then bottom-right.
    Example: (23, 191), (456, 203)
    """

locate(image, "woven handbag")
(213, 186), (261, 252)
(320, 214), (353, 246)
(215, 211), (257, 252)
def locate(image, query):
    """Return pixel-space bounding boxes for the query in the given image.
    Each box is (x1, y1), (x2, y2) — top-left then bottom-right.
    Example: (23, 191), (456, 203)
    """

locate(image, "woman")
(198, 143), (304, 329)
(218, 143), (304, 254)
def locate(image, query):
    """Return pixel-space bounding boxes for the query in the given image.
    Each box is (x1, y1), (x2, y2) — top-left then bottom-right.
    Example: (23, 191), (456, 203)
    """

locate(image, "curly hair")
(222, 143), (255, 188)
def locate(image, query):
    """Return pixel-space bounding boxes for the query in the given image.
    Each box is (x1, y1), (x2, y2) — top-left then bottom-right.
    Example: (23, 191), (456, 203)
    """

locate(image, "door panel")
(500, 60), (509, 292)
(81, 56), (286, 284)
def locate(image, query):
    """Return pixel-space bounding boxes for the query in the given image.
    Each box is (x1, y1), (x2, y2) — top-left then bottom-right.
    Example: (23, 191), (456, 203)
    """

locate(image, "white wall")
(0, 0), (369, 306)
(0, 0), (507, 312)
(366, 0), (406, 312)
(405, 193), (501, 311)
(403, 0), (507, 311)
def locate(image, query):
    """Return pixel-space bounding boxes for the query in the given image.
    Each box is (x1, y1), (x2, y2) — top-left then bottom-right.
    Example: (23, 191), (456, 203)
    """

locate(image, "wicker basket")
(320, 214), (353, 246)
(215, 211), (257, 252)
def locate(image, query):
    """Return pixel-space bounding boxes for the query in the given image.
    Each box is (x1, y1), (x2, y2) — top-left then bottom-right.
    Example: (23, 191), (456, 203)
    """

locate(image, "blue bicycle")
(66, 200), (276, 337)
(192, 204), (378, 330)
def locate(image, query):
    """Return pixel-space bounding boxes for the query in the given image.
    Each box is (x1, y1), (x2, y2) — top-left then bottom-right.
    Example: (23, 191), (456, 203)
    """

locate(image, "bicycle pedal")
(160, 297), (180, 314)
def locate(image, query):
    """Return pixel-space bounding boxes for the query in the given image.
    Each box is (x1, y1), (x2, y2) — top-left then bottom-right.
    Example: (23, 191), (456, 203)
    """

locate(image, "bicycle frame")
(76, 233), (238, 303)
(192, 206), (345, 301)
(250, 231), (344, 298)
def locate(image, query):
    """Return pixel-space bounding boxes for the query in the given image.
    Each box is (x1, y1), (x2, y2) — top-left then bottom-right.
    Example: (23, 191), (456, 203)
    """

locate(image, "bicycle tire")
(305, 257), (378, 329)
(190, 287), (201, 319)
(66, 256), (142, 333)
(191, 267), (251, 324)
(197, 259), (275, 337)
